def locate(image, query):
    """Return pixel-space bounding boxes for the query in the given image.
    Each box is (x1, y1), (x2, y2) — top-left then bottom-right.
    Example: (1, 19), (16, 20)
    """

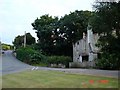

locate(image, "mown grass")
(0, 76), (2, 89)
(32, 62), (48, 67)
(2, 70), (118, 88)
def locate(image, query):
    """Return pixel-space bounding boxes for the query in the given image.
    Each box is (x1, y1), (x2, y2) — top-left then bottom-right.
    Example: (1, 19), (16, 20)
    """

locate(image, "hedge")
(47, 56), (72, 67)
(96, 53), (120, 70)
(16, 47), (46, 64)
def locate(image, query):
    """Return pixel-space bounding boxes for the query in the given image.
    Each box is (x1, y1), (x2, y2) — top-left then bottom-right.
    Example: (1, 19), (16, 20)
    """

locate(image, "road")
(2, 50), (33, 75)
(1, 50), (119, 78)
(39, 67), (119, 78)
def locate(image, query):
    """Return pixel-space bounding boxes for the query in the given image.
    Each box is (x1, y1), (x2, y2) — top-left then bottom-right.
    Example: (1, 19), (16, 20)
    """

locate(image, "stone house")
(70, 26), (100, 68)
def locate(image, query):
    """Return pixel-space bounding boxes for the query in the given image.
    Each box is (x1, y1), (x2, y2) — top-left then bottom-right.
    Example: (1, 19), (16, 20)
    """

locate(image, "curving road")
(2, 50), (33, 75)
(1, 50), (119, 78)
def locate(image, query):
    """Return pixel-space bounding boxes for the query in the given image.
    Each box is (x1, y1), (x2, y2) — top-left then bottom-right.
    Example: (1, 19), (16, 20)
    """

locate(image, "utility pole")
(24, 31), (26, 48)
(0, 36), (2, 89)
(0, 39), (1, 50)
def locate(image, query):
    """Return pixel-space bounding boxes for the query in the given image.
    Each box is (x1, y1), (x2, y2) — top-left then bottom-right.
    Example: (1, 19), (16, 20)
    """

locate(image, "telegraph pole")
(24, 31), (26, 48)
(0, 39), (1, 50)
(0, 36), (2, 89)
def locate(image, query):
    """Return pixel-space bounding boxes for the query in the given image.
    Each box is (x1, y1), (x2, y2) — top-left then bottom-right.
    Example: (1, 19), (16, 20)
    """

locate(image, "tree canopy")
(1, 43), (13, 50)
(13, 33), (35, 48)
(59, 10), (93, 43)
(90, 1), (120, 69)
(32, 11), (92, 56)
(90, 1), (120, 53)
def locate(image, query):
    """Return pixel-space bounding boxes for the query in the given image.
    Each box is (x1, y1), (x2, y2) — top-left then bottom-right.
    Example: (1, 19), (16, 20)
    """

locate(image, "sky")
(0, 0), (95, 45)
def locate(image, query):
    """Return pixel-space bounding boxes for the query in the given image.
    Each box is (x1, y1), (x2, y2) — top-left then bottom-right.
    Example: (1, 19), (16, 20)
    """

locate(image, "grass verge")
(32, 62), (48, 67)
(2, 70), (118, 88)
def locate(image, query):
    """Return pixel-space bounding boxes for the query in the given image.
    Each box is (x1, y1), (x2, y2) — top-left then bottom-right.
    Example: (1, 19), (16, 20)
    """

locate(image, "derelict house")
(70, 25), (100, 67)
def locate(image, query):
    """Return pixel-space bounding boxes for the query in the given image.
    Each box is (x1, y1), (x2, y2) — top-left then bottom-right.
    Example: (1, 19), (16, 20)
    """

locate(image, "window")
(82, 55), (88, 62)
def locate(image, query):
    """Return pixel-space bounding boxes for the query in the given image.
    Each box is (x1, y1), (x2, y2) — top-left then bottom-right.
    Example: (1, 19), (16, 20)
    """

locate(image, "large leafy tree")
(59, 10), (92, 43)
(90, 1), (120, 69)
(58, 10), (92, 56)
(26, 33), (36, 45)
(32, 11), (92, 56)
(32, 15), (59, 55)
(13, 33), (35, 48)
(13, 35), (23, 48)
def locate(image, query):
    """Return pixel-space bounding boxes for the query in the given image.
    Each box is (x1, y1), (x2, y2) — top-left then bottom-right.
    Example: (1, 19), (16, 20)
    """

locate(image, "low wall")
(69, 61), (96, 68)
(50, 64), (66, 68)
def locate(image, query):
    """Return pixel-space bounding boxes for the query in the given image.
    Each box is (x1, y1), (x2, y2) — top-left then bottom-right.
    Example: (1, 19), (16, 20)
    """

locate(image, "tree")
(26, 33), (36, 45)
(13, 33), (35, 48)
(32, 11), (92, 56)
(32, 14), (59, 55)
(13, 35), (23, 48)
(59, 10), (92, 43)
(58, 10), (93, 56)
(2, 43), (13, 50)
(90, 1), (120, 69)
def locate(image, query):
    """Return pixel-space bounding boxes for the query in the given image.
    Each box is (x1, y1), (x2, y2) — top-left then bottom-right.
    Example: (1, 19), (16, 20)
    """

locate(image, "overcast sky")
(0, 0), (95, 45)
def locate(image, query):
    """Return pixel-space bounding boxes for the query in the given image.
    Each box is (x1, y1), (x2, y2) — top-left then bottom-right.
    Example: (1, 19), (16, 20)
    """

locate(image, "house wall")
(73, 33), (99, 63)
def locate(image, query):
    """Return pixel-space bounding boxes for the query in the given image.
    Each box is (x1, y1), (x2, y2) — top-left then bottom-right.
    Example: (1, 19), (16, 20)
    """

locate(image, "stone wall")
(69, 60), (96, 68)
(50, 64), (66, 68)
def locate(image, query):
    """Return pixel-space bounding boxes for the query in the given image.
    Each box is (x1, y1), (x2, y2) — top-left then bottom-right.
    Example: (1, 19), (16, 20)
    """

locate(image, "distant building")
(70, 25), (100, 67)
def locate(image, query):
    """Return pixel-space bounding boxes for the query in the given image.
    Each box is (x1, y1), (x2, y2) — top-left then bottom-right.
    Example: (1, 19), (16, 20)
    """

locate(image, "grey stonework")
(71, 26), (100, 68)
(69, 61), (96, 68)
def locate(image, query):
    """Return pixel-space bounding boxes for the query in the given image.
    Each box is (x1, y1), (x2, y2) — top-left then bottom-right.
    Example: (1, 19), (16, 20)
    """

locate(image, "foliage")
(90, 1), (120, 70)
(32, 62), (48, 67)
(13, 35), (23, 48)
(32, 14), (59, 55)
(47, 56), (72, 67)
(16, 47), (72, 67)
(26, 33), (36, 45)
(96, 53), (120, 70)
(90, 2), (120, 34)
(13, 33), (35, 49)
(32, 11), (92, 56)
(59, 10), (93, 43)
(16, 47), (46, 64)
(2, 43), (13, 50)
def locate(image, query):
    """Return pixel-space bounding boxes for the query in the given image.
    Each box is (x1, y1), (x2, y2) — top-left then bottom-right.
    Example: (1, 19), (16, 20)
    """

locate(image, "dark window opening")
(98, 53), (101, 59)
(82, 55), (88, 62)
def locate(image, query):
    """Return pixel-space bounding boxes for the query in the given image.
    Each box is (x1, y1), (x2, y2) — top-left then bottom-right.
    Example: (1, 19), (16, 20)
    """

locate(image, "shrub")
(96, 53), (120, 70)
(16, 47), (72, 68)
(47, 56), (72, 68)
(16, 47), (46, 64)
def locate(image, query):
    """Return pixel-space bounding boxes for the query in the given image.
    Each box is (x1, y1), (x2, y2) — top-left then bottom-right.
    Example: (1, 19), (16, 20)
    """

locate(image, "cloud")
(0, 0), (94, 44)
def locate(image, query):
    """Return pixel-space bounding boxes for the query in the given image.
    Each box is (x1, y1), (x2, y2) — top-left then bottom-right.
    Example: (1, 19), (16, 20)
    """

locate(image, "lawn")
(0, 75), (2, 89)
(2, 70), (118, 88)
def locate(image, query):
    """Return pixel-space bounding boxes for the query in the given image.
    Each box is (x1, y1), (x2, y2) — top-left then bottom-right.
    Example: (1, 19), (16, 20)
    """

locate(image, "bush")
(16, 47), (46, 64)
(96, 53), (120, 70)
(47, 56), (72, 68)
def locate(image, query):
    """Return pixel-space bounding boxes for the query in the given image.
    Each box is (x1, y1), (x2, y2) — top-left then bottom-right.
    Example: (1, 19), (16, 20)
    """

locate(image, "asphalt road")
(40, 67), (119, 78)
(2, 50), (33, 75)
(1, 50), (119, 78)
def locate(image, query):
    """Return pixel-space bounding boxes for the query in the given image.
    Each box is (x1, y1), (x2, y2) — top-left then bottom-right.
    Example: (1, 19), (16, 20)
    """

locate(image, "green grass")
(0, 76), (2, 89)
(32, 62), (48, 67)
(2, 70), (118, 88)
